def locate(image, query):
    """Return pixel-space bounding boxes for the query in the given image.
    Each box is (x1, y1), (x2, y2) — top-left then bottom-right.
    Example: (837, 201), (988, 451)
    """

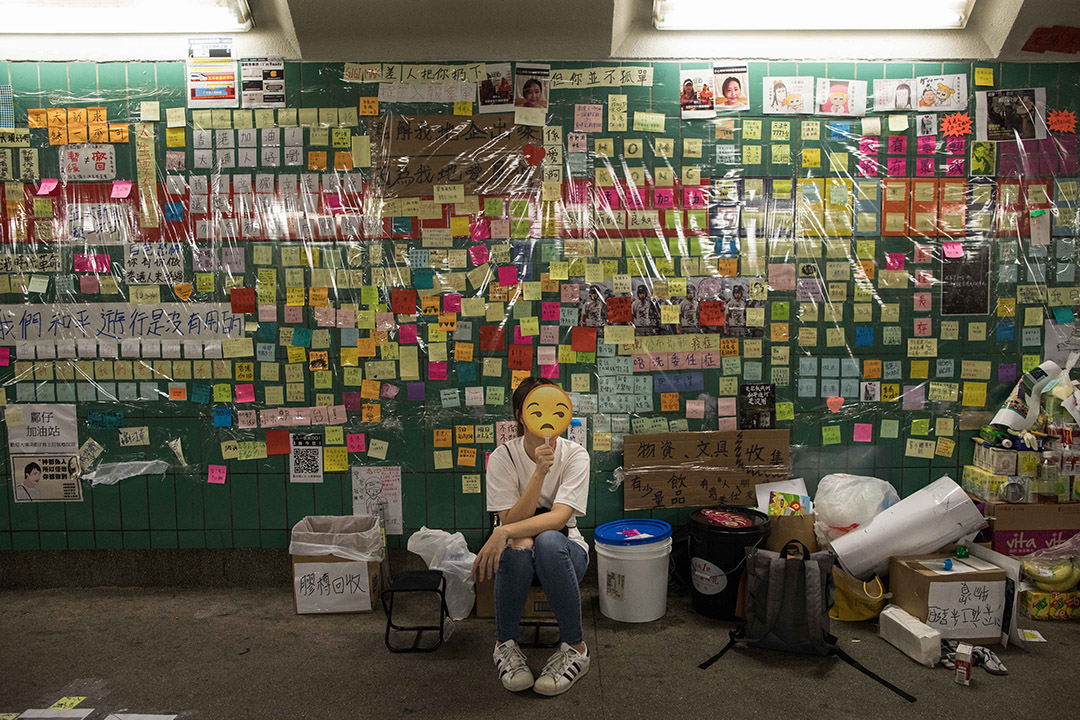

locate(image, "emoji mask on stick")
(523, 385), (573, 438)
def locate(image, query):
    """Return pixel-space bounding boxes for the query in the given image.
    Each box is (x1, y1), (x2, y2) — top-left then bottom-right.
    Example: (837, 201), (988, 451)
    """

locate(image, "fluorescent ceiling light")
(2, 0), (253, 34)
(654, 0), (975, 30)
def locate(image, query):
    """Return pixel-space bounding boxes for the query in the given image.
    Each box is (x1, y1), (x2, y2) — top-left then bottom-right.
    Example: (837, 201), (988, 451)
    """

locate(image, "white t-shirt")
(486, 436), (590, 553)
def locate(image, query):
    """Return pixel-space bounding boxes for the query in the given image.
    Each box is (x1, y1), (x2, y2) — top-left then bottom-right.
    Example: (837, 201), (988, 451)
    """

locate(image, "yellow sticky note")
(325, 426), (344, 445)
(324, 446), (348, 471)
(49, 698), (85, 710)
(433, 184), (466, 204)
(962, 382), (987, 407)
(453, 101), (473, 116)
(462, 474), (481, 493)
(974, 67), (994, 87)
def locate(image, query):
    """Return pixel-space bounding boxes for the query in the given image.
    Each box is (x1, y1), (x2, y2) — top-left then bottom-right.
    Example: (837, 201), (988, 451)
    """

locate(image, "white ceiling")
(2, 0), (1080, 61)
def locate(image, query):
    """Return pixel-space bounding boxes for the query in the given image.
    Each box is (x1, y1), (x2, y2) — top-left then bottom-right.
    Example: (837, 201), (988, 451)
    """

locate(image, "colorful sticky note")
(208, 464), (227, 484)
(853, 423), (873, 442)
(943, 241), (964, 259)
(111, 180), (132, 198)
(822, 426), (841, 446)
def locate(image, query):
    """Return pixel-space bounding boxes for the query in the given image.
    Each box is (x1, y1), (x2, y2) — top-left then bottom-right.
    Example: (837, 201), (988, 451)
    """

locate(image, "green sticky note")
(911, 418), (930, 436)
(822, 426), (841, 446)
(722, 356), (741, 375)
(771, 302), (790, 321)
(718, 376), (738, 396)
(508, 199), (530, 217)
(485, 385), (505, 405)
(1053, 306), (1075, 324)
(776, 401), (794, 421)
(1031, 208), (1046, 218)
(484, 197), (504, 216)
(360, 286), (379, 306)
(880, 419), (900, 438)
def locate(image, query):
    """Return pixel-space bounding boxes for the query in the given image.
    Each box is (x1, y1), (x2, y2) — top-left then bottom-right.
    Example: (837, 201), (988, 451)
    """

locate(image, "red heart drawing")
(826, 396), (844, 413)
(523, 144), (546, 166)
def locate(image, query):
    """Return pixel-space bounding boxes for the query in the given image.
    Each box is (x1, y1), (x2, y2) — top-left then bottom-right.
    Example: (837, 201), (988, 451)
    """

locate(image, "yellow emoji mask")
(522, 385), (573, 438)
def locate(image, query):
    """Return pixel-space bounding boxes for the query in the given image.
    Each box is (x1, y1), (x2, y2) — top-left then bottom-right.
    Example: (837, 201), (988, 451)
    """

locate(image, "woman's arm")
(472, 503), (574, 582)
(498, 437), (555, 525)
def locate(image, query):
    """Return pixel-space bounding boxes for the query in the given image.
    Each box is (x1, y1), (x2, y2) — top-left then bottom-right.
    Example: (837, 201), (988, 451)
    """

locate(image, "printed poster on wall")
(478, 62), (514, 114)
(713, 64), (749, 112)
(975, 88), (1047, 142)
(290, 433), (324, 483)
(763, 76), (814, 115)
(941, 242), (991, 316)
(679, 68), (715, 119)
(916, 74), (968, 112)
(815, 79), (868, 116)
(11, 455), (82, 503)
(513, 62), (550, 127)
(352, 465), (403, 534)
(240, 58), (285, 108)
(6, 403), (79, 454)
(187, 36), (238, 109)
(873, 78), (916, 112)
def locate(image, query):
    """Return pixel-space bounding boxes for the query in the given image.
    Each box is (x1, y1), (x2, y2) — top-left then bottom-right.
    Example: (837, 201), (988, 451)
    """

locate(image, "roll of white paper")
(830, 476), (987, 580)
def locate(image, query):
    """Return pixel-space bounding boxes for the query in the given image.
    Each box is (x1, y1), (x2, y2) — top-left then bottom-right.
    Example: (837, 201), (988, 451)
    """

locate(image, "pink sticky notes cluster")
(347, 433), (367, 452)
(208, 465), (227, 484)
(498, 265), (518, 286)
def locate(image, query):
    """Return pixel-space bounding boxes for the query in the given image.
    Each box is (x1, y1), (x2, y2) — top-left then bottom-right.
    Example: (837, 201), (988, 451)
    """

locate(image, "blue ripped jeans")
(494, 530), (589, 646)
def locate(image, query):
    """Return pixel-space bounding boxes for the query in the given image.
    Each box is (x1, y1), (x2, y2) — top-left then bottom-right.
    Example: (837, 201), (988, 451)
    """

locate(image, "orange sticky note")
(307, 151), (328, 171)
(87, 107), (108, 124)
(169, 385), (187, 400)
(334, 151), (353, 171)
(358, 97), (379, 116)
(661, 392), (680, 412)
(68, 108), (87, 125)
(68, 124), (88, 143)
(88, 124), (109, 143)
(47, 108), (67, 126)
(48, 126), (68, 146)
(109, 123), (129, 143)
(28, 109), (48, 128)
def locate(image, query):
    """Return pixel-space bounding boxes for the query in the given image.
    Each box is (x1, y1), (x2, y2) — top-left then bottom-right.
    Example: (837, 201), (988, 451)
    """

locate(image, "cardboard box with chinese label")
(289, 515), (386, 615)
(475, 577), (556, 619)
(980, 499), (1080, 556)
(888, 554), (1006, 646)
(1020, 589), (1080, 621)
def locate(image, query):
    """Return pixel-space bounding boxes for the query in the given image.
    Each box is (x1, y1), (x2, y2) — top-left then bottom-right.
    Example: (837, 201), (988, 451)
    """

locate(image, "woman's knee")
(508, 537), (533, 551)
(533, 530), (567, 559)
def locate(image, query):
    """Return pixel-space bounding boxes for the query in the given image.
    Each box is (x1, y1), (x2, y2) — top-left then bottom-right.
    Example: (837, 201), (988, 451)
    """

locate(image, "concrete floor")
(2, 582), (1079, 720)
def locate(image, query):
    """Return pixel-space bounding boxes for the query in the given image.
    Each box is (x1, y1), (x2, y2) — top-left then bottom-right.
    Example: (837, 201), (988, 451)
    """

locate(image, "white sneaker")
(533, 642), (590, 696)
(493, 640), (534, 692)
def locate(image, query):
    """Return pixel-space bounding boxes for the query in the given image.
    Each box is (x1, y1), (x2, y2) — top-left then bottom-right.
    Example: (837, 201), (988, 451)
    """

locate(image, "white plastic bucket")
(595, 520), (672, 623)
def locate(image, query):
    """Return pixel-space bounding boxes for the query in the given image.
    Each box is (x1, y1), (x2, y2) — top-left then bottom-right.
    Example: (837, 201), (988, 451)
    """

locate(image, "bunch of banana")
(1022, 559), (1080, 592)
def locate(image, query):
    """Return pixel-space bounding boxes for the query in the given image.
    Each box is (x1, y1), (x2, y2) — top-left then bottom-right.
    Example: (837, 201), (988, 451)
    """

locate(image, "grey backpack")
(700, 541), (915, 703)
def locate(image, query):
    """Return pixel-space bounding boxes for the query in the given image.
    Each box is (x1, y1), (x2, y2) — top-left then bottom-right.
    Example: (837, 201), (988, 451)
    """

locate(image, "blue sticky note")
(828, 122), (851, 141)
(1053, 306), (1075, 324)
(456, 362), (477, 382)
(413, 268), (434, 289)
(291, 327), (312, 347)
(191, 384), (212, 404)
(855, 327), (874, 346)
(256, 322), (278, 342)
(392, 216), (412, 234)
(213, 408), (233, 427)
(996, 321), (1014, 341)
(257, 343), (275, 362)
(340, 328), (359, 346)
(164, 202), (184, 222)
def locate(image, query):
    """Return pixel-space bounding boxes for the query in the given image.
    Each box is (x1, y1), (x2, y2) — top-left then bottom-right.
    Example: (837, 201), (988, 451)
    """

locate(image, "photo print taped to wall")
(976, 88), (1047, 142)
(713, 64), (749, 112)
(763, 76), (814, 115)
(916, 74), (968, 112)
(479, 62), (514, 114)
(680, 68), (716, 119)
(513, 62), (550, 127)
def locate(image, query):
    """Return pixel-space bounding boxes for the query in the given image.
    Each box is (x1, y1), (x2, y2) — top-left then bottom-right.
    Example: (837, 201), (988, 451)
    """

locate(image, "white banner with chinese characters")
(58, 144), (117, 182)
(0, 303), (243, 344)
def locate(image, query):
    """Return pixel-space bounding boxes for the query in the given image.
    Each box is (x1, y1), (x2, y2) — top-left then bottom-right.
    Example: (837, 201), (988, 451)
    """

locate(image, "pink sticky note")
(443, 294), (462, 312)
(717, 416), (738, 431)
(653, 188), (675, 209)
(599, 187), (621, 210)
(208, 465), (227, 484)
(568, 132), (587, 153)
(886, 253), (905, 270)
(498, 265), (518, 286)
(80, 275), (100, 294)
(469, 244), (490, 265)
(111, 181), (133, 199)
(683, 186), (707, 208)
(237, 410), (257, 429)
(347, 433), (367, 452)
(541, 301), (560, 321)
(469, 218), (491, 241)
(399, 324), (418, 344)
(37, 179), (58, 195)
(0, 347), (9, 366)
(686, 399), (705, 419)
(853, 423), (873, 443)
(323, 193), (344, 214)
(235, 384), (256, 403)
(859, 137), (879, 156)
(916, 136), (936, 155)
(540, 363), (560, 379)
(943, 241), (964, 259)
(381, 383), (399, 399)
(717, 397), (738, 416)
(429, 361), (447, 380)
(283, 305), (303, 323)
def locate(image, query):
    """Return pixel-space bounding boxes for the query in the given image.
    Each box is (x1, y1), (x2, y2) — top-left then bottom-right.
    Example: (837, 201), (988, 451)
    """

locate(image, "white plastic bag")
(813, 473), (900, 547)
(407, 526), (477, 620)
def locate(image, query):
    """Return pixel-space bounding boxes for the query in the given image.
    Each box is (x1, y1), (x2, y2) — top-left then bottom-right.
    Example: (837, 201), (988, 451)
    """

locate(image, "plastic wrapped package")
(813, 473), (900, 545)
(1, 59), (1079, 554)
(879, 604), (941, 667)
(1020, 532), (1080, 592)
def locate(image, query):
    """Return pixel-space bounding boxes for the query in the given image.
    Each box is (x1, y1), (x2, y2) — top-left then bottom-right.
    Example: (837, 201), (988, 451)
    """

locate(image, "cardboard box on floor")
(888, 554), (1006, 646)
(980, 499), (1080, 556)
(475, 577), (556, 619)
(291, 554), (385, 615)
